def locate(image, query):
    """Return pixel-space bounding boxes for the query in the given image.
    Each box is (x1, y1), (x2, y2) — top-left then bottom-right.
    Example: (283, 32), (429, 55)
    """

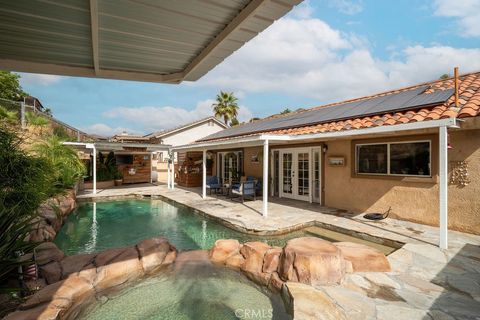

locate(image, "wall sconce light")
(323, 144), (328, 153)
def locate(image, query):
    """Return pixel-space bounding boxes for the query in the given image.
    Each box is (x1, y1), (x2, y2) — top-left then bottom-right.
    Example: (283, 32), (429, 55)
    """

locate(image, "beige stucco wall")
(324, 129), (480, 234)
(243, 146), (264, 178)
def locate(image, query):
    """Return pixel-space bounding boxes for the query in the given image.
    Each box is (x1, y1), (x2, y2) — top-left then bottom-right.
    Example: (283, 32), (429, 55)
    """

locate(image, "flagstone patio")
(78, 184), (480, 319)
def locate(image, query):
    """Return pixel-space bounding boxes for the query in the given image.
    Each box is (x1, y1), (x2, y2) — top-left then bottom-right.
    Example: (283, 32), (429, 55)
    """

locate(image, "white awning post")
(171, 153), (175, 190)
(202, 149), (207, 199)
(92, 145), (97, 194)
(439, 126), (448, 249)
(262, 139), (269, 218)
(167, 160), (171, 189)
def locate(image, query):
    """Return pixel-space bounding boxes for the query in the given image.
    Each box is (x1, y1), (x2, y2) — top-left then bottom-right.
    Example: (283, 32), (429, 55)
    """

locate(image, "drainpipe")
(262, 139), (269, 218)
(439, 125), (448, 249)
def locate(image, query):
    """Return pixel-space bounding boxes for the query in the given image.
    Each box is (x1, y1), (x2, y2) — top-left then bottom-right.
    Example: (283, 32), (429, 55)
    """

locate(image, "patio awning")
(173, 118), (460, 151)
(0, 0), (301, 83)
(64, 141), (171, 153)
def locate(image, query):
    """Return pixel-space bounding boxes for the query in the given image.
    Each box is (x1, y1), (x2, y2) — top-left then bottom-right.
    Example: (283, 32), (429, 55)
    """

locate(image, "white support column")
(202, 149), (207, 199)
(439, 126), (448, 249)
(262, 140), (269, 218)
(171, 155), (175, 190)
(167, 160), (171, 189)
(92, 145), (97, 194)
(270, 150), (274, 197)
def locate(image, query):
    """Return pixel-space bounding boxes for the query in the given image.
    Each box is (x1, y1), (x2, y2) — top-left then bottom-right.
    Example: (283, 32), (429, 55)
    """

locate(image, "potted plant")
(114, 169), (123, 186)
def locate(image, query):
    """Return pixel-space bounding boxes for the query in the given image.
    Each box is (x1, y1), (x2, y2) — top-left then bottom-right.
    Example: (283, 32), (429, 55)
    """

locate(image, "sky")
(17, 0), (480, 137)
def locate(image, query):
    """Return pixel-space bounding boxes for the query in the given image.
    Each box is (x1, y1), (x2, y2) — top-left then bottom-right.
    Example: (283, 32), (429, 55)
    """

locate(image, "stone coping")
(77, 185), (480, 250)
(78, 192), (405, 250)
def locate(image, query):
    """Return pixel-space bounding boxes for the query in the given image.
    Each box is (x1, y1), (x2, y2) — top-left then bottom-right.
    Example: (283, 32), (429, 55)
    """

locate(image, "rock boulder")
(334, 242), (391, 272)
(279, 237), (345, 286)
(209, 239), (241, 264)
(240, 241), (271, 274)
(137, 237), (172, 274)
(34, 242), (64, 265)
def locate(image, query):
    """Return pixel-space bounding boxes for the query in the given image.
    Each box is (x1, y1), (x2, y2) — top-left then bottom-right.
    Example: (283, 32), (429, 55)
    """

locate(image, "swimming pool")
(79, 252), (291, 320)
(54, 198), (395, 255)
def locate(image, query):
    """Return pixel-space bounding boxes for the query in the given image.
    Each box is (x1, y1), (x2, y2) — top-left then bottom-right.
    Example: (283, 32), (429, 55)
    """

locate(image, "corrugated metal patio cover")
(0, 0), (301, 83)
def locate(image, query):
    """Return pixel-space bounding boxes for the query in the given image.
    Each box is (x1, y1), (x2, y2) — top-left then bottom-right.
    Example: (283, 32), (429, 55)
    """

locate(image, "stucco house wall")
(157, 119), (226, 183)
(324, 128), (480, 235)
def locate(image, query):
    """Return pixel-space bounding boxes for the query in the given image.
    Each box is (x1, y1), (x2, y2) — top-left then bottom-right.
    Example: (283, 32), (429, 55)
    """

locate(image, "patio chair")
(230, 180), (256, 203)
(206, 176), (221, 195)
(255, 177), (263, 196)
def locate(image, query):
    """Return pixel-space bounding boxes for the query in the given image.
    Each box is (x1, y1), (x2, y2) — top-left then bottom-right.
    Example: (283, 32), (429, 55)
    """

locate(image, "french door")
(279, 149), (311, 201)
(217, 151), (242, 184)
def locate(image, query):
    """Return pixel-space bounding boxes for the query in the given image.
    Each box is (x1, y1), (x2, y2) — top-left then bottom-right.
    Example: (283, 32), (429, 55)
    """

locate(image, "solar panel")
(201, 87), (454, 141)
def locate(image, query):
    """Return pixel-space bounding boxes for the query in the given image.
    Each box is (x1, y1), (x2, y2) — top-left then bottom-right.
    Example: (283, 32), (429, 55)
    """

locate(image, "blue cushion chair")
(255, 178), (262, 195)
(230, 180), (256, 203)
(206, 176), (221, 195)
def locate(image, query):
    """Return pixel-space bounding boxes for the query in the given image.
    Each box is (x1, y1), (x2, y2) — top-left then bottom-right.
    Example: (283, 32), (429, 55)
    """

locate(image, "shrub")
(52, 126), (73, 141)
(0, 125), (54, 289)
(0, 105), (18, 125)
(96, 151), (119, 181)
(31, 135), (85, 190)
(25, 112), (49, 127)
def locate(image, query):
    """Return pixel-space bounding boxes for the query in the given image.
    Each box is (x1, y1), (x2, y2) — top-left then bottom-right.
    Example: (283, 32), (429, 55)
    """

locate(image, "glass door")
(279, 149), (311, 201)
(295, 151), (310, 201)
(312, 148), (321, 204)
(281, 152), (293, 197)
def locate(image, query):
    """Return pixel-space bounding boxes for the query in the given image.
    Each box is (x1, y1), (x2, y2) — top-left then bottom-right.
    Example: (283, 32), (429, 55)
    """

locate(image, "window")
(357, 144), (388, 174)
(356, 141), (431, 177)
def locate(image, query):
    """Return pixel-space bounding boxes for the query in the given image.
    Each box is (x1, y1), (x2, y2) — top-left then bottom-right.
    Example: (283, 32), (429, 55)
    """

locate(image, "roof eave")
(173, 118), (459, 151)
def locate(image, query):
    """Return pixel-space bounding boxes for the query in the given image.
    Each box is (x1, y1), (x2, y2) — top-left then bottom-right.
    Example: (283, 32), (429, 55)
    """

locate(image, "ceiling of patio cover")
(0, 0), (301, 83)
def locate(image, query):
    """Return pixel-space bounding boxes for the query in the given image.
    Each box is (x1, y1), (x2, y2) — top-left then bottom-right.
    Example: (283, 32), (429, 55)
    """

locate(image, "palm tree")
(31, 135), (85, 189)
(212, 91), (239, 125)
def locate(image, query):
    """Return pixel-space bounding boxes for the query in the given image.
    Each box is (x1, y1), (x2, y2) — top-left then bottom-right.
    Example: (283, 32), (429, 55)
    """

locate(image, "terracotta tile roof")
(199, 71), (480, 142)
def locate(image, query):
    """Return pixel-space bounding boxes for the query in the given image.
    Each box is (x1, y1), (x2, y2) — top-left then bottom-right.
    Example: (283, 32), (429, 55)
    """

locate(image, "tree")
(280, 108), (291, 114)
(212, 91), (239, 125)
(31, 135), (85, 189)
(439, 74), (450, 80)
(0, 125), (55, 287)
(230, 117), (239, 126)
(0, 71), (27, 101)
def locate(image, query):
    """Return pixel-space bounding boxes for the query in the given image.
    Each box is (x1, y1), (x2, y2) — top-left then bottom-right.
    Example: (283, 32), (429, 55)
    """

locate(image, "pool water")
(79, 254), (292, 320)
(55, 199), (308, 255)
(55, 198), (395, 256)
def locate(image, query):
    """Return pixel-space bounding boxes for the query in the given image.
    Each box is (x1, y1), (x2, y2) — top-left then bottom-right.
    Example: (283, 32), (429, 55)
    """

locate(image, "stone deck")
(78, 184), (480, 319)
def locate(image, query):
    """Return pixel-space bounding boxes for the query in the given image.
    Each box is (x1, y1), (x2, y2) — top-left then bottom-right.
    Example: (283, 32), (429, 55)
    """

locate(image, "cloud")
(292, 0), (315, 19)
(434, 0), (480, 37)
(195, 16), (480, 104)
(102, 99), (253, 133)
(18, 73), (63, 86)
(328, 0), (364, 15)
(82, 123), (140, 137)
